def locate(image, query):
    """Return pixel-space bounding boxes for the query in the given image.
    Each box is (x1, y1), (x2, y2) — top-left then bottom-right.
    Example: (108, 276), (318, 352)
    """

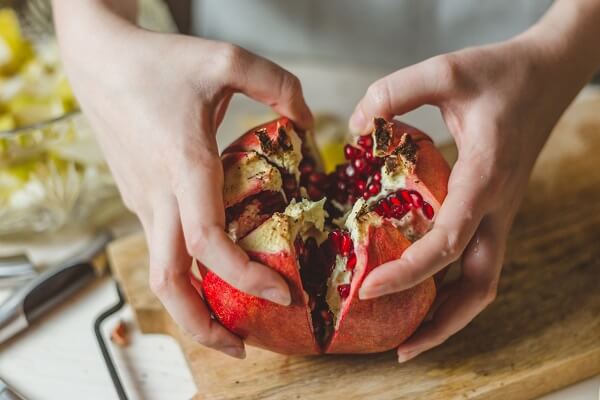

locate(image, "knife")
(0, 377), (26, 400)
(0, 231), (112, 344)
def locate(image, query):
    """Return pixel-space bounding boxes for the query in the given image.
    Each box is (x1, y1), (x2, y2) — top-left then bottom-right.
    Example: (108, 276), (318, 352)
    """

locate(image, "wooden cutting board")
(107, 94), (600, 400)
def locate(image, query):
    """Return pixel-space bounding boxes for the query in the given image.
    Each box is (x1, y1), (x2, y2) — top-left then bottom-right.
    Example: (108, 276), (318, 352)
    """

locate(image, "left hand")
(349, 29), (592, 362)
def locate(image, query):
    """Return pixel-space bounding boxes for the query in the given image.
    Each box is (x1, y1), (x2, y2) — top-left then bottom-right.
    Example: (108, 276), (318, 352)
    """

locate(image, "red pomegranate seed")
(389, 196), (402, 207)
(392, 205), (407, 219)
(337, 180), (347, 191)
(337, 284), (351, 299)
(336, 164), (347, 180)
(355, 179), (367, 193)
(345, 164), (356, 178)
(283, 174), (296, 192)
(340, 234), (353, 256)
(362, 191), (370, 200)
(373, 171), (381, 182)
(353, 158), (368, 174)
(329, 230), (341, 246)
(299, 158), (315, 175)
(380, 199), (392, 217)
(357, 135), (373, 149)
(399, 190), (412, 204)
(307, 185), (323, 200)
(367, 182), (381, 196)
(408, 190), (423, 208)
(344, 144), (364, 160)
(309, 172), (327, 185)
(346, 252), (357, 270)
(422, 202), (434, 219)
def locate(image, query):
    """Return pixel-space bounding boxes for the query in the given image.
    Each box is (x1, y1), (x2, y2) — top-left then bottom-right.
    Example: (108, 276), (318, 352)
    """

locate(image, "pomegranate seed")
(389, 196), (402, 207)
(336, 180), (347, 191)
(344, 144), (363, 160)
(336, 164), (347, 180)
(309, 172), (327, 185)
(379, 199), (392, 217)
(367, 182), (381, 196)
(340, 234), (353, 256)
(355, 179), (367, 193)
(399, 190), (412, 204)
(282, 174), (296, 192)
(392, 205), (407, 219)
(299, 158), (315, 175)
(345, 164), (356, 178)
(357, 135), (373, 149)
(408, 190), (423, 208)
(374, 204), (386, 216)
(362, 191), (370, 200)
(422, 202), (434, 219)
(337, 284), (351, 299)
(353, 158), (368, 174)
(373, 171), (381, 182)
(307, 185), (323, 200)
(346, 252), (357, 270)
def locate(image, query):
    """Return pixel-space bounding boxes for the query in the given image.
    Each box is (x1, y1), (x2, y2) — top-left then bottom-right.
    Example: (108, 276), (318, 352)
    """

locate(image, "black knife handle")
(23, 262), (96, 322)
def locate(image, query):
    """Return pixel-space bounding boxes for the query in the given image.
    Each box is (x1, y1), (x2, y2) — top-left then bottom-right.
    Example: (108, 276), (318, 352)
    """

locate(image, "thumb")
(349, 56), (453, 134)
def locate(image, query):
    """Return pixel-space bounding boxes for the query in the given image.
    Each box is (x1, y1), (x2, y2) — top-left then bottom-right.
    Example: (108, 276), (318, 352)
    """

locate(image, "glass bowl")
(0, 110), (122, 236)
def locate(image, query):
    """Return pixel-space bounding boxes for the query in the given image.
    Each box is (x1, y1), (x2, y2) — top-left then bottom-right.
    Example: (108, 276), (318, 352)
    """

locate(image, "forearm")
(519, 0), (600, 91)
(51, 0), (140, 64)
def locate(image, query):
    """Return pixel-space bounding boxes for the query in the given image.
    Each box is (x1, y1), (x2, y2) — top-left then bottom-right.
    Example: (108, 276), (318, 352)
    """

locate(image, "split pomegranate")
(194, 116), (451, 355)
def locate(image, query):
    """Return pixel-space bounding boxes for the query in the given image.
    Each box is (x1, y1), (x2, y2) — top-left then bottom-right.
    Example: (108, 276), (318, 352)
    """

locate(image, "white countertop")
(0, 62), (598, 399)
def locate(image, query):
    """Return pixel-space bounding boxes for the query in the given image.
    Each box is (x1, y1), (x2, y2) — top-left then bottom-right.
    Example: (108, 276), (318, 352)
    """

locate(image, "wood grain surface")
(108, 96), (600, 400)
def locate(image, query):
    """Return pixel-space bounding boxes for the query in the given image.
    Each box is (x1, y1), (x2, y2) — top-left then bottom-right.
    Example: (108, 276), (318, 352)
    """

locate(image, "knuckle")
(185, 226), (212, 258)
(216, 43), (245, 78)
(148, 265), (178, 297)
(432, 54), (462, 84)
(441, 231), (463, 262)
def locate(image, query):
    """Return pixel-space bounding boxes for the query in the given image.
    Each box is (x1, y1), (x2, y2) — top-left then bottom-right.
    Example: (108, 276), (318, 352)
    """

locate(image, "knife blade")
(0, 231), (112, 344)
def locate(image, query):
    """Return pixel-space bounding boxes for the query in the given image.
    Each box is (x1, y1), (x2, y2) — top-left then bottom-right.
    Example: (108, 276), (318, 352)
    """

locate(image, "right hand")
(57, 27), (313, 358)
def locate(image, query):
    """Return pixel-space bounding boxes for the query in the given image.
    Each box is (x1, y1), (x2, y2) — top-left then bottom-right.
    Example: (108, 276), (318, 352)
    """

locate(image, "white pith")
(223, 152), (282, 207)
(260, 124), (303, 182)
(238, 198), (327, 254)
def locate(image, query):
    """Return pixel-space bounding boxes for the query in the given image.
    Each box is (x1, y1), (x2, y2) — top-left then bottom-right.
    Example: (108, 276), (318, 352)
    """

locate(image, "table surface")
(0, 61), (599, 400)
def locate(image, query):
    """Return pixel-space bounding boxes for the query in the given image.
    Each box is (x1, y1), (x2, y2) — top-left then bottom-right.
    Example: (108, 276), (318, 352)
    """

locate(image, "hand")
(349, 17), (597, 362)
(55, 17), (313, 358)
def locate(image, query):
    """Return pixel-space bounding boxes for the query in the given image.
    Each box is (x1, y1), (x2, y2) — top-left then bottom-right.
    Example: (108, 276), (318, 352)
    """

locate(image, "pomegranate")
(194, 116), (451, 355)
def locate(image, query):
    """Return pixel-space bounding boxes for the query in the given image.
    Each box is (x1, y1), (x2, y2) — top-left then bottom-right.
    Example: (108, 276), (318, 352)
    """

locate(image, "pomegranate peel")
(196, 116), (450, 355)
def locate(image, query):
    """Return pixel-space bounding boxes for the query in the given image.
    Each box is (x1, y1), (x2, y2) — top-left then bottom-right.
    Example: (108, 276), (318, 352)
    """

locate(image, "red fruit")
(422, 201), (435, 219)
(367, 182), (381, 196)
(337, 284), (351, 299)
(198, 116), (450, 355)
(357, 135), (373, 150)
(346, 252), (357, 270)
(353, 158), (368, 174)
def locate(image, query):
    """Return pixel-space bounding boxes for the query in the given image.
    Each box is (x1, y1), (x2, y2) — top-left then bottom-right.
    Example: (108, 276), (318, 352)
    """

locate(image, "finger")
(147, 197), (246, 359)
(349, 56), (454, 134)
(360, 154), (489, 299)
(220, 45), (314, 129)
(396, 217), (504, 362)
(173, 145), (292, 306)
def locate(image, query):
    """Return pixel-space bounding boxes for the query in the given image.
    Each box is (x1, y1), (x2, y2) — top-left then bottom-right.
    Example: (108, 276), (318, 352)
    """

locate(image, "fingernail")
(359, 283), (390, 300)
(397, 351), (416, 363)
(349, 109), (366, 134)
(262, 288), (291, 306)
(220, 346), (246, 359)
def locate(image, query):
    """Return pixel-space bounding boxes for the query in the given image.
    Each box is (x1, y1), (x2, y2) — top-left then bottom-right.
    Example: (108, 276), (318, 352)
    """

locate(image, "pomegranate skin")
(201, 251), (320, 355)
(196, 117), (450, 355)
(325, 222), (436, 354)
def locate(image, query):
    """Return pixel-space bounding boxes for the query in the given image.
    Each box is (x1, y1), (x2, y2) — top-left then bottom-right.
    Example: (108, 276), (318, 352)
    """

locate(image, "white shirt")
(193, 0), (552, 68)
